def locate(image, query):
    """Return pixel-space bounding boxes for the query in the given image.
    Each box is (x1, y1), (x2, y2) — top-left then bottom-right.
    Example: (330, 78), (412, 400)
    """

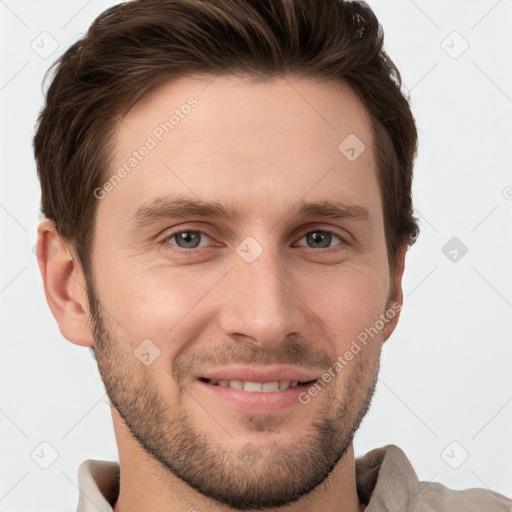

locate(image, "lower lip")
(194, 380), (315, 414)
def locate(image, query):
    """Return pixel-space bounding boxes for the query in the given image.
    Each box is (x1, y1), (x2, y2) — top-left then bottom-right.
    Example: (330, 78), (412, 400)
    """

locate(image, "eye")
(165, 230), (212, 249)
(296, 230), (344, 249)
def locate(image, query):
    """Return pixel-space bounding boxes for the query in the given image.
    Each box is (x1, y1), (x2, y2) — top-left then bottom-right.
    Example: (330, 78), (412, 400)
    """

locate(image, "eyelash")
(157, 227), (349, 255)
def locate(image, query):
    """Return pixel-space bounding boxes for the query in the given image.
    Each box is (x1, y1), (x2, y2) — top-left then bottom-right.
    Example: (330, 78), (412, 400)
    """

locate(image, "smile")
(199, 378), (317, 392)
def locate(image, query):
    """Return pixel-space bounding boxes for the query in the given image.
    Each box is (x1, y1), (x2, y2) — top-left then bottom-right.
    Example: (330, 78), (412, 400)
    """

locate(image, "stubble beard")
(87, 284), (381, 510)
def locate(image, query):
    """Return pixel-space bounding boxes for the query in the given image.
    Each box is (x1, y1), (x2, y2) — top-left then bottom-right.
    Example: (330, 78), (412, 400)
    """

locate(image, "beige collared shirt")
(76, 444), (512, 511)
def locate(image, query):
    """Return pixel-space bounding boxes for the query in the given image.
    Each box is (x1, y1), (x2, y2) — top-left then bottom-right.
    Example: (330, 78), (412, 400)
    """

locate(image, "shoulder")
(418, 480), (512, 512)
(355, 444), (512, 512)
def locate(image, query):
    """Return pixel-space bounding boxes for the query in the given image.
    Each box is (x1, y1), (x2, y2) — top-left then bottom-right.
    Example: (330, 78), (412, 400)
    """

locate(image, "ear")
(36, 219), (94, 347)
(382, 243), (408, 342)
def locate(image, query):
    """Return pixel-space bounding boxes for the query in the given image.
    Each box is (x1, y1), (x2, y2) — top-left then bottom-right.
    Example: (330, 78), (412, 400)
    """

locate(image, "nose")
(216, 247), (307, 349)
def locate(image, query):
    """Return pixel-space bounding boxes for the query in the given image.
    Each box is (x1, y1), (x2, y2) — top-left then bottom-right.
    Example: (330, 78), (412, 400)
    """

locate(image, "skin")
(38, 74), (407, 512)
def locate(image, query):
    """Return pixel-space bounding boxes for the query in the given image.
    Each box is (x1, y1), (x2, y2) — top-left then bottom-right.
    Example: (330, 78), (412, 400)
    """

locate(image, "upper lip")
(197, 366), (320, 383)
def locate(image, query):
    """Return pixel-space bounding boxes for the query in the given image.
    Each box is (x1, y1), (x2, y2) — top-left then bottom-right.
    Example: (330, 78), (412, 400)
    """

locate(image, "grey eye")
(170, 231), (204, 249)
(297, 231), (342, 249)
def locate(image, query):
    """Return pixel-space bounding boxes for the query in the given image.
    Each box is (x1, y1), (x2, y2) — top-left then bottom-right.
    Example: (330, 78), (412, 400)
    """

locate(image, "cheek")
(98, 266), (223, 347)
(302, 263), (390, 331)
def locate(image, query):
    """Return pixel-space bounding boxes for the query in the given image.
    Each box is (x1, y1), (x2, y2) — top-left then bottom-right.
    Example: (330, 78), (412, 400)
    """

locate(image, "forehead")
(101, 74), (381, 225)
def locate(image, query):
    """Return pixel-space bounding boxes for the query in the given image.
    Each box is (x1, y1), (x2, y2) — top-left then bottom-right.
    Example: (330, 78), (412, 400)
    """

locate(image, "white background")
(1, 0), (511, 510)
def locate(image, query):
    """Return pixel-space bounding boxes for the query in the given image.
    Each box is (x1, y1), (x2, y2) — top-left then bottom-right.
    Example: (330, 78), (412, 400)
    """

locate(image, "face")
(87, 75), (401, 510)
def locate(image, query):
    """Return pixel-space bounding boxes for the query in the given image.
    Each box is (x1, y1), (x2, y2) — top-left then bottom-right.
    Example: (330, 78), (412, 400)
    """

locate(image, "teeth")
(244, 381), (263, 392)
(262, 381), (279, 392)
(206, 379), (305, 392)
(229, 379), (244, 390)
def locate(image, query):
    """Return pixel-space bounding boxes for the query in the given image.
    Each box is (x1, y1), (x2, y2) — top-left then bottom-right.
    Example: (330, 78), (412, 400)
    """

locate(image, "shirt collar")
(76, 444), (417, 512)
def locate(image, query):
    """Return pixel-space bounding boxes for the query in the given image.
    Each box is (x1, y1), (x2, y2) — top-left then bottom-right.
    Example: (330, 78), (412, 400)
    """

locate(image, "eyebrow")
(129, 194), (373, 231)
(130, 195), (242, 227)
(291, 200), (373, 229)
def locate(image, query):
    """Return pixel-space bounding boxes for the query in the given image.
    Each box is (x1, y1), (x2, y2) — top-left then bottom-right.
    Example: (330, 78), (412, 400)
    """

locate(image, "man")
(33, 0), (511, 511)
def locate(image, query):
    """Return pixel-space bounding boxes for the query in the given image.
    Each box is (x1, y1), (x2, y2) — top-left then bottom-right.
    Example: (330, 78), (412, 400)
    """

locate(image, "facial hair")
(87, 282), (382, 510)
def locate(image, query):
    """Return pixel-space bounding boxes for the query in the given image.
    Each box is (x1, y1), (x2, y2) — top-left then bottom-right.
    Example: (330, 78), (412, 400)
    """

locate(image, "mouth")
(193, 366), (324, 413)
(198, 377), (318, 392)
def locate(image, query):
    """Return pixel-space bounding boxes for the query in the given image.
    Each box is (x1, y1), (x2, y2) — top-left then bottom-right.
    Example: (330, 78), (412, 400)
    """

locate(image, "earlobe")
(383, 243), (408, 342)
(37, 219), (95, 347)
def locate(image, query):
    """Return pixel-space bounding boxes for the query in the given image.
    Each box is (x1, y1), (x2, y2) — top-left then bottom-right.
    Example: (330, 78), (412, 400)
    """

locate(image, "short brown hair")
(34, 0), (419, 280)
